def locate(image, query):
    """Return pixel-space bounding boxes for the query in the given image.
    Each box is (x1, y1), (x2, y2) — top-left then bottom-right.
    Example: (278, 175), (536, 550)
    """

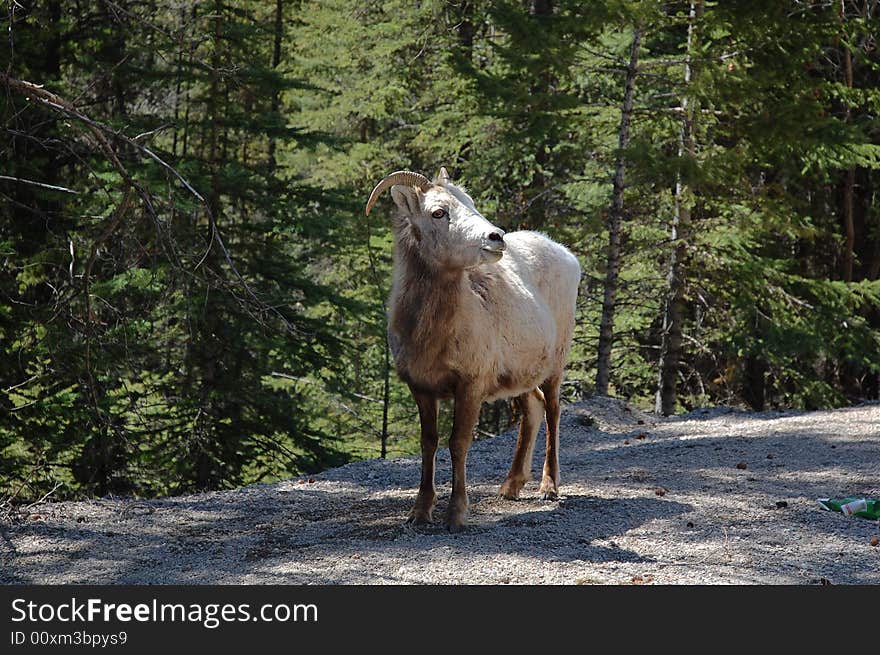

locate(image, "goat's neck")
(390, 242), (464, 350)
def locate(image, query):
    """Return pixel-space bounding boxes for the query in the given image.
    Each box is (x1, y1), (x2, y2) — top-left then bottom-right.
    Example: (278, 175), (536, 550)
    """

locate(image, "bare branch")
(0, 174), (79, 194)
(23, 482), (63, 512)
(1, 73), (305, 336)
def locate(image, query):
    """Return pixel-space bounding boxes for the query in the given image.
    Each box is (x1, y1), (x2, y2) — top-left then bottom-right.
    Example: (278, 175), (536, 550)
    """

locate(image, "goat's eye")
(431, 208), (447, 220)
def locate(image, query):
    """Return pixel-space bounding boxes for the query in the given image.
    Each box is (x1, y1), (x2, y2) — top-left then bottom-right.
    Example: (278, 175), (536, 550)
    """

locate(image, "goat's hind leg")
(499, 388), (545, 500)
(407, 390), (439, 525)
(538, 376), (562, 500)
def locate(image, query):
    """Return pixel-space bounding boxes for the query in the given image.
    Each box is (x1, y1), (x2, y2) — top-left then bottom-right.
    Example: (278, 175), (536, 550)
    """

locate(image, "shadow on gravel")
(487, 494), (693, 563)
(0, 527), (25, 583)
(0, 486), (689, 583)
(216, 492), (695, 583)
(2, 402), (877, 584)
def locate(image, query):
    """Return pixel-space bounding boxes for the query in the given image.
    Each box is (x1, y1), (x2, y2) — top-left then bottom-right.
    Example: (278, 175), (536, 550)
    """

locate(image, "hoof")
(499, 478), (525, 500)
(444, 509), (467, 533)
(446, 519), (466, 534)
(539, 478), (559, 500)
(407, 507), (434, 526)
(407, 492), (436, 525)
(406, 503), (434, 525)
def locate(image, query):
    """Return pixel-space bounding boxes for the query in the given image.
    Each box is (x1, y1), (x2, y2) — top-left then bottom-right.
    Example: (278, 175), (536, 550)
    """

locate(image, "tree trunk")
(743, 339), (767, 411)
(523, 0), (553, 230)
(531, 0), (552, 15)
(457, 1), (475, 56)
(172, 6), (186, 158)
(595, 27), (642, 396)
(208, 4), (223, 220)
(381, 334), (390, 459)
(268, 0), (283, 170)
(842, 167), (855, 282)
(869, 190), (880, 280)
(656, 1), (702, 416)
(193, 1), (225, 490)
(181, 5), (198, 159)
(840, 1), (855, 282)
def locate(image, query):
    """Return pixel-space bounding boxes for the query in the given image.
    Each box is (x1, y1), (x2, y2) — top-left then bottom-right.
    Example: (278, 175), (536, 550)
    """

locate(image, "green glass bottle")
(817, 497), (880, 520)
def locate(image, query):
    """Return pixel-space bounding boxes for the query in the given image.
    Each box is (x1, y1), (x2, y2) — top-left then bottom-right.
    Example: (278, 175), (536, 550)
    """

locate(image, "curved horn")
(365, 171), (432, 216)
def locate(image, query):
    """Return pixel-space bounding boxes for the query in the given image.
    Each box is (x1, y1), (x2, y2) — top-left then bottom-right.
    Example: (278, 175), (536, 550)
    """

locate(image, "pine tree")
(1, 0), (350, 500)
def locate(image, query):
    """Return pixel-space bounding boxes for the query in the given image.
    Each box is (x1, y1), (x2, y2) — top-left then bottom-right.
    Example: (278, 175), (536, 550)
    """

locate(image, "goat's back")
(500, 230), (581, 322)
(475, 230), (580, 397)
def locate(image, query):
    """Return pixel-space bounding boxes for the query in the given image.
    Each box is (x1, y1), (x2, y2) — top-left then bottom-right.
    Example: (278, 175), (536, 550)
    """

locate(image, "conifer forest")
(2, 1), (879, 503)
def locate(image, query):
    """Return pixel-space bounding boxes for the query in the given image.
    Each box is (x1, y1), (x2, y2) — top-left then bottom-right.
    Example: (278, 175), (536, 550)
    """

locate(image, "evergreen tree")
(1, 0), (349, 501)
(3, 0), (879, 506)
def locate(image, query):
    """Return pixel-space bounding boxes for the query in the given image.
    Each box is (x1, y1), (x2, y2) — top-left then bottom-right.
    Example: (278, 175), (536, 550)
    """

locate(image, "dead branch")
(0, 174), (80, 194)
(23, 482), (62, 512)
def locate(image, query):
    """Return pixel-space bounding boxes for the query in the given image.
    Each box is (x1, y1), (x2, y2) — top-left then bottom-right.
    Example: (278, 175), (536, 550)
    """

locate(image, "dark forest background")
(2, 1), (878, 504)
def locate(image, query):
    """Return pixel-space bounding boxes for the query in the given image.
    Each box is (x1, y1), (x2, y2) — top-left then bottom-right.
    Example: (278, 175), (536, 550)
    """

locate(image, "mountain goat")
(365, 167), (581, 531)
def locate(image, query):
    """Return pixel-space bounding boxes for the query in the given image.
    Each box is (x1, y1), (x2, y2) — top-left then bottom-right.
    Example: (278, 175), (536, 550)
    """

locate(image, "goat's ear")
(390, 184), (421, 216)
(437, 166), (451, 184)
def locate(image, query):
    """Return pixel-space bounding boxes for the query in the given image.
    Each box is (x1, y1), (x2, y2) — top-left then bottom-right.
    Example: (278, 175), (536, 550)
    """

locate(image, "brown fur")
(390, 236), (462, 398)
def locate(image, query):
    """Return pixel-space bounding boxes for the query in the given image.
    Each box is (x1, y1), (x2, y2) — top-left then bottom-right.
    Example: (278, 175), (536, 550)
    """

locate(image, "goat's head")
(365, 168), (506, 270)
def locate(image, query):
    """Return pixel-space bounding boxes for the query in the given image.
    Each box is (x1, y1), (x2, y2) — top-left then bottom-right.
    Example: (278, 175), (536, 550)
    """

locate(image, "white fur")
(387, 181), (580, 403)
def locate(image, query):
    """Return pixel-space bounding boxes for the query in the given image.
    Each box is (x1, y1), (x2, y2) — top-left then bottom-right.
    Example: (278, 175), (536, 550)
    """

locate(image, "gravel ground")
(2, 397), (879, 585)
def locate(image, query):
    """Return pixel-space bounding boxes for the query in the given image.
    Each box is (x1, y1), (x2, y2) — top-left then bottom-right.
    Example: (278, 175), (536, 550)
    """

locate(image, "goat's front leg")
(447, 386), (481, 532)
(407, 389), (439, 525)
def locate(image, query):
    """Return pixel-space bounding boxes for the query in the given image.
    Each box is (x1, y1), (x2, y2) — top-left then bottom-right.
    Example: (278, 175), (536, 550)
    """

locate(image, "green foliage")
(2, 0), (879, 503)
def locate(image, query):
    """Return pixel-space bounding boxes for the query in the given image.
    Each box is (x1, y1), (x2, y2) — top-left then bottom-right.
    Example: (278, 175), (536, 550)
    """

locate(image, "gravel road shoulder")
(2, 398), (878, 585)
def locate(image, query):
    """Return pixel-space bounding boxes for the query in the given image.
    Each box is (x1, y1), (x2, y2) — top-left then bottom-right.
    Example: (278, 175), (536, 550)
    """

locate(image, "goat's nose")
(488, 231), (504, 242)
